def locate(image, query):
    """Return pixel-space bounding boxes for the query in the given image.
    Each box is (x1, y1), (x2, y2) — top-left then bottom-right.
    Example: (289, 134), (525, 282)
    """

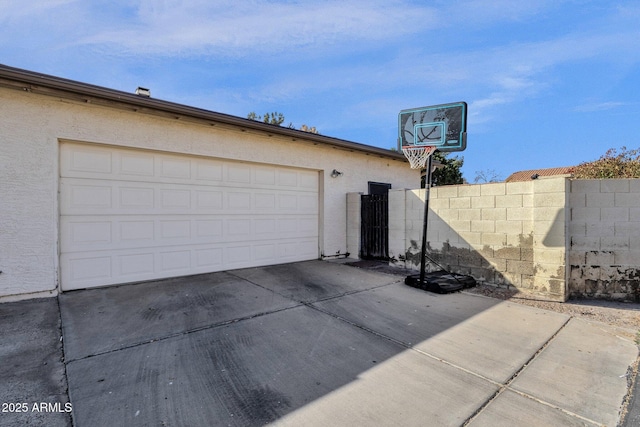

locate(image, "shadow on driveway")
(2, 260), (635, 426)
(59, 261), (507, 426)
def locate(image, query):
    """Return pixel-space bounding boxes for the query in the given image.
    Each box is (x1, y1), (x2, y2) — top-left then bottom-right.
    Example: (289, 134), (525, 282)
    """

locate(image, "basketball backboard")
(398, 102), (467, 152)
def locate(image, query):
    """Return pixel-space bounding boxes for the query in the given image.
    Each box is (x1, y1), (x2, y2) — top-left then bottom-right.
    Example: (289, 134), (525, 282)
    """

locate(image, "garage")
(59, 142), (319, 290)
(1, 64), (417, 300)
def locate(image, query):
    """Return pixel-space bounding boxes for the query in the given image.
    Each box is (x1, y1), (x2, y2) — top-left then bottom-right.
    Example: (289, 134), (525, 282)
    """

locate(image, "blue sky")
(2, 0), (639, 181)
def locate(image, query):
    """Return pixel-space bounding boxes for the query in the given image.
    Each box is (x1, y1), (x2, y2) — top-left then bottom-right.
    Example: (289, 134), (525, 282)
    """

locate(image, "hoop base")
(405, 270), (476, 294)
(402, 145), (436, 169)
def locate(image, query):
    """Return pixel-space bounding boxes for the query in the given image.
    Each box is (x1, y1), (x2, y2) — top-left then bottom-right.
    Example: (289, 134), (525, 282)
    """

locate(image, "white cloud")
(0, 0), (77, 22)
(443, 0), (558, 25)
(3, 0), (640, 138)
(74, 1), (438, 57)
(222, 18), (640, 124)
(572, 101), (627, 113)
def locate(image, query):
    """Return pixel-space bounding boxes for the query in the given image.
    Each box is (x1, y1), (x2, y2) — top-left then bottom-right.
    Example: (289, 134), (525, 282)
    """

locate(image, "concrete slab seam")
(306, 303), (411, 350)
(55, 295), (74, 427)
(227, 270), (402, 304)
(502, 317), (572, 387)
(501, 387), (606, 427)
(306, 300), (602, 425)
(410, 347), (502, 387)
(308, 299), (507, 388)
(462, 317), (570, 426)
(308, 301), (516, 392)
(462, 317), (604, 427)
(61, 304), (303, 364)
(226, 271), (313, 303)
(310, 290), (634, 427)
(309, 281), (403, 304)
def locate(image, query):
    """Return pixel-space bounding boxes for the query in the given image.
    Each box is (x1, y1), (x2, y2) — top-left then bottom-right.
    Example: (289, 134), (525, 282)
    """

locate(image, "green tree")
(571, 146), (640, 178)
(422, 152), (464, 187)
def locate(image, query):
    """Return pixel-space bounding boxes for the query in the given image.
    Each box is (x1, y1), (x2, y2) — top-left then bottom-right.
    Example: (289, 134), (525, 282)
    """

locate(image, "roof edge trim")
(0, 64), (406, 162)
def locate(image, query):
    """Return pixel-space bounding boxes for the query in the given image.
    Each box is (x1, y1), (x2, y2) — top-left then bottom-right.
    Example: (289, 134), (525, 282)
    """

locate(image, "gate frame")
(360, 181), (391, 260)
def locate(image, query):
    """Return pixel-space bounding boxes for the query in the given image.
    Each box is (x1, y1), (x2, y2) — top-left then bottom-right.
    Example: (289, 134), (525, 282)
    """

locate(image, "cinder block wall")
(349, 177), (639, 301)
(569, 179), (640, 301)
(388, 177), (569, 301)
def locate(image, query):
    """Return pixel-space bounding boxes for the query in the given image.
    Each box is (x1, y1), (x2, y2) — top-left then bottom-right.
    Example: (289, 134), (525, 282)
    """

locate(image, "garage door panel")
(61, 214), (318, 253)
(255, 193), (276, 210)
(121, 186), (155, 209)
(120, 220), (155, 241)
(62, 145), (113, 175)
(119, 151), (155, 177)
(298, 217), (319, 234)
(159, 250), (191, 272)
(255, 167), (276, 185)
(299, 171), (319, 188)
(227, 164), (252, 183)
(277, 169), (298, 186)
(159, 157), (191, 179)
(61, 144), (317, 191)
(195, 219), (223, 238)
(159, 219), (191, 239)
(160, 189), (191, 209)
(119, 253), (155, 276)
(60, 254), (112, 287)
(196, 190), (224, 209)
(61, 179), (315, 216)
(59, 182), (112, 211)
(60, 142), (319, 290)
(194, 248), (223, 269)
(299, 194), (319, 211)
(195, 161), (224, 182)
(65, 220), (113, 245)
(279, 239), (318, 259)
(61, 237), (318, 290)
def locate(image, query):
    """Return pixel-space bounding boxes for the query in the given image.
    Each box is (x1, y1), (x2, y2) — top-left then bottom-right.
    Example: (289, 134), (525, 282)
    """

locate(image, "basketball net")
(402, 145), (437, 169)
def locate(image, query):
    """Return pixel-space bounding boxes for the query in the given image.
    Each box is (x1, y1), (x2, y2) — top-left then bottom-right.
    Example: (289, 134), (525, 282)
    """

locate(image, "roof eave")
(0, 64), (407, 162)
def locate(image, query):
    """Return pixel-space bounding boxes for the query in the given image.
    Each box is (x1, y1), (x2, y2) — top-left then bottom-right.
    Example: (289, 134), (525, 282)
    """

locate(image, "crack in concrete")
(55, 295), (75, 427)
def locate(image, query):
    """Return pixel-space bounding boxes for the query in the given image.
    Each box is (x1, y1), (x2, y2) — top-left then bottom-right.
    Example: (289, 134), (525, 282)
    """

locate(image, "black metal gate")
(360, 194), (388, 259)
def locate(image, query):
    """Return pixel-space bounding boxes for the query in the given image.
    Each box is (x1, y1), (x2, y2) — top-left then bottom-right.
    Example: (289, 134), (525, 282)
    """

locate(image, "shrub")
(570, 146), (640, 179)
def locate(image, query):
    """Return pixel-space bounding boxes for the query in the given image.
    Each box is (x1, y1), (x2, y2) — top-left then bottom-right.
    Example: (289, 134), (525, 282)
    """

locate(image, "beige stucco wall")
(346, 192), (362, 258)
(0, 88), (418, 300)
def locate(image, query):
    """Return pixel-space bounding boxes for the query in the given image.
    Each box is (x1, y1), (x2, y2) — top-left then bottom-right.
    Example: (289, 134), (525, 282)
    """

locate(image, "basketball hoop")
(402, 145), (437, 169)
(398, 102), (469, 293)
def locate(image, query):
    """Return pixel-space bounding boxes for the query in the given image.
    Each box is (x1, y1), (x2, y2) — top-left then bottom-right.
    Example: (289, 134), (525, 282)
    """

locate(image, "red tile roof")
(505, 167), (574, 182)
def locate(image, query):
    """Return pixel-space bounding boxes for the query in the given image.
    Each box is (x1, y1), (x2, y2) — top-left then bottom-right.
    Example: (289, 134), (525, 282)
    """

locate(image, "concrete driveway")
(1, 260), (637, 426)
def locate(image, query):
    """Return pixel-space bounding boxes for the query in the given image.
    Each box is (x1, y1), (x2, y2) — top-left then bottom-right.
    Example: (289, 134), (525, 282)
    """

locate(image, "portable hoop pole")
(419, 154), (433, 285)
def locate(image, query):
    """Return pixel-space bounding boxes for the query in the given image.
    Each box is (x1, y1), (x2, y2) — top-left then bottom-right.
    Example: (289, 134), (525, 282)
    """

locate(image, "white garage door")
(59, 142), (319, 290)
